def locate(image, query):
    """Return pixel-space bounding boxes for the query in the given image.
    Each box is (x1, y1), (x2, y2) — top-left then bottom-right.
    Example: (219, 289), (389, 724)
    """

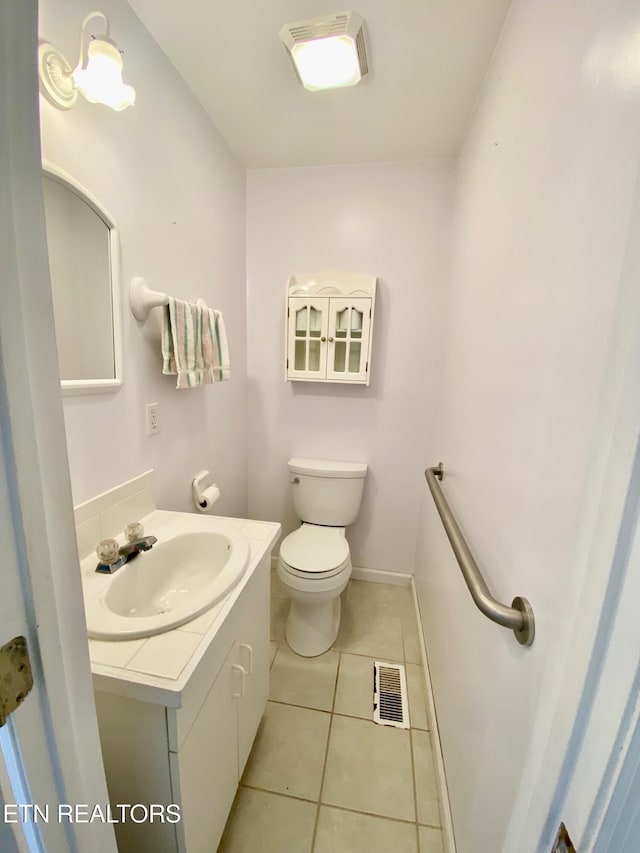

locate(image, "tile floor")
(219, 573), (445, 853)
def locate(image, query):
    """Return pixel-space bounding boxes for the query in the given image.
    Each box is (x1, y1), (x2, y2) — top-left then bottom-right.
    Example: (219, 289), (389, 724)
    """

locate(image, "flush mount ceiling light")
(38, 11), (135, 111)
(279, 11), (369, 92)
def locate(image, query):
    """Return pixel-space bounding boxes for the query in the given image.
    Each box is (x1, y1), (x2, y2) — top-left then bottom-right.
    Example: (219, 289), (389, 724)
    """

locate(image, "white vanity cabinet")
(94, 552), (270, 853)
(285, 270), (376, 385)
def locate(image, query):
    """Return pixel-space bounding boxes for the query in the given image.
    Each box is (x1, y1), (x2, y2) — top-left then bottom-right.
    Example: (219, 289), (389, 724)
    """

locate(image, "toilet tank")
(288, 458), (367, 527)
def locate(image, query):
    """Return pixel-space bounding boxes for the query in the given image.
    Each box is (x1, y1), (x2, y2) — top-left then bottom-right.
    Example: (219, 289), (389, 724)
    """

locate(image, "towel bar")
(129, 277), (169, 321)
(425, 464), (534, 646)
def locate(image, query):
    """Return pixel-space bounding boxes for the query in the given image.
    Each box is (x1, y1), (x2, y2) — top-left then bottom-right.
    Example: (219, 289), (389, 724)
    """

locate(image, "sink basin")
(85, 525), (250, 640)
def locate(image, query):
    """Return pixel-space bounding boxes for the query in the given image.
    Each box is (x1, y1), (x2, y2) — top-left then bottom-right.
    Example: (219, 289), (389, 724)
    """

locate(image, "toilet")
(277, 457), (367, 657)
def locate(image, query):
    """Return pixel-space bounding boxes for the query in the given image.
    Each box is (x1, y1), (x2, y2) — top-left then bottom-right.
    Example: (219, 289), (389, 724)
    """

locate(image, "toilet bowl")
(278, 523), (352, 656)
(278, 458), (367, 657)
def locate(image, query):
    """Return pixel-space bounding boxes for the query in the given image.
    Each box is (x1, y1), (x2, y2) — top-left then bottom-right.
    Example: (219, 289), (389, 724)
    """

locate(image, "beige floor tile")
(403, 617), (422, 664)
(220, 787), (316, 852)
(270, 642), (278, 667)
(242, 701), (330, 801)
(315, 806), (418, 853)
(336, 605), (404, 661)
(418, 824), (445, 853)
(406, 663), (429, 730)
(270, 596), (289, 643)
(270, 645), (339, 711)
(322, 715), (415, 821)
(347, 580), (415, 620)
(412, 730), (441, 827)
(333, 653), (375, 720)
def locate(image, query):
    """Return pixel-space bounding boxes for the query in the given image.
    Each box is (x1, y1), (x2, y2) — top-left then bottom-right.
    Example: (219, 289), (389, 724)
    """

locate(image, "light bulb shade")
(73, 38), (135, 111)
(280, 12), (369, 92)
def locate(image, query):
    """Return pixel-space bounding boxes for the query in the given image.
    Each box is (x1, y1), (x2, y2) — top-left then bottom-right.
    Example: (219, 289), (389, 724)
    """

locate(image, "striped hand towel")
(197, 299), (230, 382)
(162, 297), (230, 388)
(162, 297), (206, 389)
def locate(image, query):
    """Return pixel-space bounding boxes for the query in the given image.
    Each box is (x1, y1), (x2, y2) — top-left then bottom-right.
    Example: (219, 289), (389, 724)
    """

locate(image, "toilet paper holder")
(192, 470), (221, 512)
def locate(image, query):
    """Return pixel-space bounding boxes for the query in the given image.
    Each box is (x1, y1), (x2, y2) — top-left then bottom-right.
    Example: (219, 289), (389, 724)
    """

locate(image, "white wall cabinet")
(94, 554), (270, 853)
(285, 270), (376, 385)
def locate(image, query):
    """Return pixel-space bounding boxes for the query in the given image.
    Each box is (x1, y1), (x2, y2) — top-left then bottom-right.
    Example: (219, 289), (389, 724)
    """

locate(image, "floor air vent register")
(373, 661), (410, 729)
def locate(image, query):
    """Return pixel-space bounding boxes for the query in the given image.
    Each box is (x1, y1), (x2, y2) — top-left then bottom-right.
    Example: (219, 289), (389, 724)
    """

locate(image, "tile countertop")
(81, 510), (281, 708)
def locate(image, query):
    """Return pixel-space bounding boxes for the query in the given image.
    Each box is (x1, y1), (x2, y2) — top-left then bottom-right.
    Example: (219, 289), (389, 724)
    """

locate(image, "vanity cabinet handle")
(239, 643), (253, 676)
(328, 336), (334, 342)
(231, 663), (247, 699)
(321, 336), (326, 342)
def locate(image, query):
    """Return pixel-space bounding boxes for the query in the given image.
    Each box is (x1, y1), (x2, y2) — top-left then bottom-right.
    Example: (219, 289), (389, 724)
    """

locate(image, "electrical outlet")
(145, 403), (160, 436)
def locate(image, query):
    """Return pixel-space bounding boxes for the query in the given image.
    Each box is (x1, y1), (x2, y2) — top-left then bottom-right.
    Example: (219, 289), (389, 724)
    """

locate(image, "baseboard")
(411, 577), (457, 853)
(270, 555), (411, 587)
(351, 566), (411, 586)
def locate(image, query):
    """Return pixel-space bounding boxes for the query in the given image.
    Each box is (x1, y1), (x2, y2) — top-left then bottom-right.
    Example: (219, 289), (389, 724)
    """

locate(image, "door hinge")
(0, 636), (34, 727)
(286, 358), (289, 369)
(366, 362), (369, 372)
(287, 306), (290, 318)
(551, 823), (576, 853)
(369, 307), (372, 318)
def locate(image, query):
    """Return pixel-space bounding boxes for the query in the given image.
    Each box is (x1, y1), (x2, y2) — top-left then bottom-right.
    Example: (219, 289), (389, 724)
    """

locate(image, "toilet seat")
(280, 524), (350, 579)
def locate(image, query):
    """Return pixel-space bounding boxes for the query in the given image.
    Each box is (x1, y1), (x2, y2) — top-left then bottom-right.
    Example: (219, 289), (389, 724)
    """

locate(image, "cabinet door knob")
(328, 336), (334, 343)
(321, 336), (326, 342)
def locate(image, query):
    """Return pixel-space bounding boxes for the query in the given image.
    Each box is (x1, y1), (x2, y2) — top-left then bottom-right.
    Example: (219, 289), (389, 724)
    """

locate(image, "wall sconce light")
(38, 12), (135, 111)
(279, 11), (369, 92)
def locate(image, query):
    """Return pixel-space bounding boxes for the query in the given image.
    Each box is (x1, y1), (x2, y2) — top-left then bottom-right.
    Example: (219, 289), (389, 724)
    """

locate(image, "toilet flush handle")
(291, 477), (300, 484)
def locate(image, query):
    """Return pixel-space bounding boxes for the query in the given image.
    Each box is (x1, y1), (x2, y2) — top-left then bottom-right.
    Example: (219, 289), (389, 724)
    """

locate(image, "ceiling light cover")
(279, 11), (368, 92)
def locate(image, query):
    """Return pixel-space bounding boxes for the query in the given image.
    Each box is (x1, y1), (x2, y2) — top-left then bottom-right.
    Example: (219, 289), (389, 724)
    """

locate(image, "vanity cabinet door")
(171, 555), (271, 852)
(171, 648), (239, 853)
(235, 564), (270, 774)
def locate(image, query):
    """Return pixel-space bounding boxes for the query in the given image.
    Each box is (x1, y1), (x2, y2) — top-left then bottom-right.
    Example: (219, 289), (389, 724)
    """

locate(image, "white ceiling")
(127, 0), (512, 168)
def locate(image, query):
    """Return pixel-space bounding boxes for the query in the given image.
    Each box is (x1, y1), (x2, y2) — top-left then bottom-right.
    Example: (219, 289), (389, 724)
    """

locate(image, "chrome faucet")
(95, 536), (157, 574)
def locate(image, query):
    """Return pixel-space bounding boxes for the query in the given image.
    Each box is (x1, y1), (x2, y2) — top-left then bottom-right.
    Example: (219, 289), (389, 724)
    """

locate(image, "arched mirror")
(42, 163), (122, 394)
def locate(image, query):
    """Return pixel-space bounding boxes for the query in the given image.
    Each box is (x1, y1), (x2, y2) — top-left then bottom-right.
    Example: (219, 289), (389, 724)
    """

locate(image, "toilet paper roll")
(195, 485), (221, 513)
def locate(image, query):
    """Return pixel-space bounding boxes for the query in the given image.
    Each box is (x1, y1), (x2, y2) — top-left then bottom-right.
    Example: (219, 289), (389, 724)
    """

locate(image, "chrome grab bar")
(425, 464), (535, 646)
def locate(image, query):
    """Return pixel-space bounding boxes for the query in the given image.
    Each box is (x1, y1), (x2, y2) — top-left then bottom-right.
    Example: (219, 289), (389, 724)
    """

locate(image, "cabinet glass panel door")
(326, 298), (371, 382)
(287, 297), (328, 379)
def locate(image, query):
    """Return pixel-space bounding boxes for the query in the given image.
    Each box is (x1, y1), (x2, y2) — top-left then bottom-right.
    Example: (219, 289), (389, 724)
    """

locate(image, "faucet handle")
(97, 538), (120, 565)
(124, 521), (144, 543)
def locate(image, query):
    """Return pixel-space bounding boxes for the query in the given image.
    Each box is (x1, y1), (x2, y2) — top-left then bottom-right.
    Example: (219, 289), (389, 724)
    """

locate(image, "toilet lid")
(280, 525), (349, 574)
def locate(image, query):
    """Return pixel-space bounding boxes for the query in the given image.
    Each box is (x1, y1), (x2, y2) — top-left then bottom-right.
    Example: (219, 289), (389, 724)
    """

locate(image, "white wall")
(414, 1), (640, 851)
(246, 162), (453, 571)
(38, 0), (247, 516)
